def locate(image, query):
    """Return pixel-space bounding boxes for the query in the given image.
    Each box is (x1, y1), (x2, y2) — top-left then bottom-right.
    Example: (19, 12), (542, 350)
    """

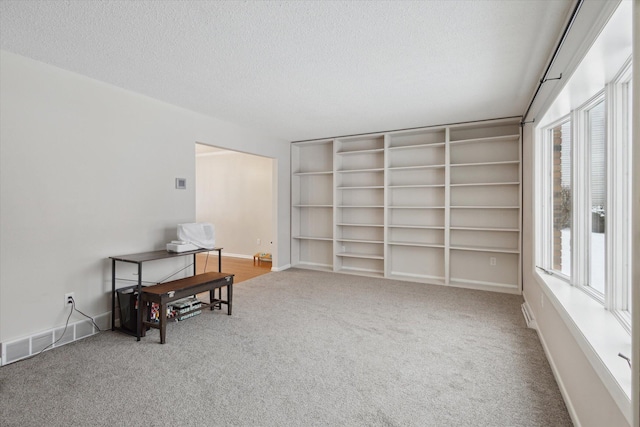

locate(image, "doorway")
(194, 143), (275, 270)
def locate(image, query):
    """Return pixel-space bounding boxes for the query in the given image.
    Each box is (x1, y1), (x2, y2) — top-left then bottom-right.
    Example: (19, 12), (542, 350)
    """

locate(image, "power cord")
(21, 302), (74, 361)
(18, 296), (101, 363)
(158, 263), (195, 283)
(157, 251), (211, 284)
(70, 297), (102, 332)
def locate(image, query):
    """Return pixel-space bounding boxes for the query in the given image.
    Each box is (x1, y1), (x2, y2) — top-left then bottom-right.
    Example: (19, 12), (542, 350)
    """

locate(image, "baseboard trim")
(271, 264), (291, 272)
(521, 301), (537, 329)
(219, 252), (253, 260)
(523, 295), (581, 427)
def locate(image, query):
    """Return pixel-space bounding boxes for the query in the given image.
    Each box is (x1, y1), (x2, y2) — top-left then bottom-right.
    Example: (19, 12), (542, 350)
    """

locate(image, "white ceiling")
(0, 0), (573, 142)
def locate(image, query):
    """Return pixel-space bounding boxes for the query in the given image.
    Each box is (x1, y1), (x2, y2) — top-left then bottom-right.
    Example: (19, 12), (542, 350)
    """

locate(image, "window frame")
(574, 91), (606, 302)
(540, 115), (573, 283)
(536, 58), (632, 332)
(606, 58), (633, 329)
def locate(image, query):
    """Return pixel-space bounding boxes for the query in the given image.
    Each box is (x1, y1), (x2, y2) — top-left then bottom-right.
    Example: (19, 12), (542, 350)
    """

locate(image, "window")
(538, 60), (632, 329)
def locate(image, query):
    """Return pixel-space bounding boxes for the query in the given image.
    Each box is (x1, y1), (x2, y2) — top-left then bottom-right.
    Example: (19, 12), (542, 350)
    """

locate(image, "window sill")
(532, 270), (632, 421)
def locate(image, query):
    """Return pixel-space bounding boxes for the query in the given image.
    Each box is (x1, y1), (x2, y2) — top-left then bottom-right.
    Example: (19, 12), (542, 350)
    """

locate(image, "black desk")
(109, 247), (223, 340)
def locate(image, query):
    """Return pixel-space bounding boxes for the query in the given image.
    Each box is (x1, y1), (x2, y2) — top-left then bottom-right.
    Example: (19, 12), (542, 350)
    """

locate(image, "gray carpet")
(0, 268), (571, 426)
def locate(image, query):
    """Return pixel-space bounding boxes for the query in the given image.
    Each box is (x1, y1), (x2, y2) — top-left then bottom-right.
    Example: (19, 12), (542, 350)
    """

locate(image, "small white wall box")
(175, 178), (186, 189)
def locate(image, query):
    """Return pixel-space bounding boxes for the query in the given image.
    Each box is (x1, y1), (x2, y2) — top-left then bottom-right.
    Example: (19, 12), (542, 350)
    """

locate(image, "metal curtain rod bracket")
(520, 119), (535, 127)
(541, 73), (563, 84)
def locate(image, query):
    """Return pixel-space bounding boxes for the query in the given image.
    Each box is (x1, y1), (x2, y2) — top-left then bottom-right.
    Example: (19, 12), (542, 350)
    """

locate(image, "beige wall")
(196, 149), (274, 258)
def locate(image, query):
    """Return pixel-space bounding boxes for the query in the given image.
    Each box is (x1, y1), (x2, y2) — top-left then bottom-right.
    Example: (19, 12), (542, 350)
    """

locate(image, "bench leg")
(140, 299), (148, 337)
(227, 283), (232, 315)
(160, 303), (167, 344)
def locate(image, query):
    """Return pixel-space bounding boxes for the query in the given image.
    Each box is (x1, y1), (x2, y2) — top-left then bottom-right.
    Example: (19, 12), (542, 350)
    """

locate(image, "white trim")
(521, 301), (537, 329)
(270, 264), (291, 272)
(195, 150), (235, 158)
(607, 57), (633, 329)
(220, 252), (253, 260)
(524, 295), (582, 427)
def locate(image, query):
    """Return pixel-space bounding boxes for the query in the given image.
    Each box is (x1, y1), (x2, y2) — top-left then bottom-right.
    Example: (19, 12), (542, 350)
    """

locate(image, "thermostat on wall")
(175, 178), (186, 189)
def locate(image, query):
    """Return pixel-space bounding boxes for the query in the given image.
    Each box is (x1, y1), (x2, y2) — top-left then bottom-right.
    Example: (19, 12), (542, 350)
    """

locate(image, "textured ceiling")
(0, 0), (572, 141)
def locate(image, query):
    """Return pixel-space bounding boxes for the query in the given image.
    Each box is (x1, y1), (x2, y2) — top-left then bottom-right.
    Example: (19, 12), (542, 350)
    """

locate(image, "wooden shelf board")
(388, 225), (445, 229)
(449, 245), (520, 254)
(388, 184), (445, 188)
(450, 160), (519, 167)
(337, 148), (384, 155)
(335, 238), (384, 244)
(336, 252), (384, 259)
(293, 236), (333, 241)
(388, 242), (445, 248)
(337, 186), (384, 190)
(337, 168), (384, 173)
(449, 133), (519, 145)
(450, 226), (519, 232)
(449, 182), (520, 187)
(388, 164), (445, 171)
(450, 206), (519, 209)
(293, 170), (333, 176)
(337, 223), (384, 227)
(388, 142), (445, 150)
(293, 204), (333, 208)
(337, 205), (385, 208)
(388, 206), (445, 209)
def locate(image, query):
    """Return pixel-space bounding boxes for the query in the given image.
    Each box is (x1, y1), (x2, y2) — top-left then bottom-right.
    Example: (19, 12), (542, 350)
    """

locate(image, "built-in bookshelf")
(386, 127), (447, 284)
(291, 140), (334, 270)
(291, 118), (521, 293)
(447, 122), (521, 290)
(334, 135), (385, 277)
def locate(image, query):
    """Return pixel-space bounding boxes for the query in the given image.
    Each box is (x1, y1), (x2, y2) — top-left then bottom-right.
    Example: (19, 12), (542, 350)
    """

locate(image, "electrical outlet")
(257, 238), (261, 245)
(489, 257), (497, 266)
(64, 292), (75, 308)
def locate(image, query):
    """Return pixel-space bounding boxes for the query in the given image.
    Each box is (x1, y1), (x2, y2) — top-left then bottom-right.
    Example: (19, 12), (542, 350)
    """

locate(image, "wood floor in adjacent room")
(195, 253), (272, 283)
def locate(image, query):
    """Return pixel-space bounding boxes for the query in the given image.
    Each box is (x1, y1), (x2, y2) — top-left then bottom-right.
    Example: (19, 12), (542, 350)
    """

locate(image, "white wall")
(196, 149), (274, 257)
(0, 50), (290, 344)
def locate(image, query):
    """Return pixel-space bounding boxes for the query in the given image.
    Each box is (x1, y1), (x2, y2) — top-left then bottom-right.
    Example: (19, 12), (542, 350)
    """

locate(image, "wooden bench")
(140, 271), (234, 344)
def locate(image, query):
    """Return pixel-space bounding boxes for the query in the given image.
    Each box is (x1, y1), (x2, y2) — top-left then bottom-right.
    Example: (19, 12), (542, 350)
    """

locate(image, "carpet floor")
(0, 268), (571, 426)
